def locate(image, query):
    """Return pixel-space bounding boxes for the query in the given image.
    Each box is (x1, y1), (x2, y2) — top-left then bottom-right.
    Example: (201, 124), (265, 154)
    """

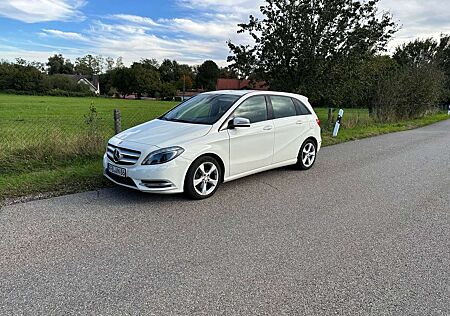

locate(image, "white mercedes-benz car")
(104, 90), (321, 199)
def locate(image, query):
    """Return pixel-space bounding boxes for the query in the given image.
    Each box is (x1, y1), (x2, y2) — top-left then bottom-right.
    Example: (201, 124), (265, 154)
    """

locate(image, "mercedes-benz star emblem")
(113, 148), (122, 162)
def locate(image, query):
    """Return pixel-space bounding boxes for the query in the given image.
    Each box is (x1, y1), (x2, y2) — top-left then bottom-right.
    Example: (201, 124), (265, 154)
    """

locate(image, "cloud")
(0, 0), (86, 23)
(161, 17), (239, 40)
(38, 19), (229, 65)
(2, 0), (450, 66)
(177, 0), (264, 14)
(42, 29), (89, 42)
(377, 0), (450, 49)
(110, 14), (160, 27)
(87, 20), (226, 65)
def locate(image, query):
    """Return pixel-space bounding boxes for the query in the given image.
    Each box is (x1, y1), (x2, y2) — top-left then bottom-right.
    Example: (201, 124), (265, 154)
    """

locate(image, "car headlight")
(142, 146), (185, 165)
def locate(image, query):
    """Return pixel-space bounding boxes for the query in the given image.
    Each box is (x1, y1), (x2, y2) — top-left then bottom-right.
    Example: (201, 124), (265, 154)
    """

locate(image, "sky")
(0, 0), (449, 66)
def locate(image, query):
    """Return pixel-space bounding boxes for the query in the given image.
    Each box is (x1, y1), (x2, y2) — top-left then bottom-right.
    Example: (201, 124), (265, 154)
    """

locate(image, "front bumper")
(103, 154), (192, 194)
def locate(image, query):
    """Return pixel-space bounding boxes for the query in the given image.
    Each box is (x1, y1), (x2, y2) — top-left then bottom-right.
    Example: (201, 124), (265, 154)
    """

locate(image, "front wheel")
(296, 139), (317, 170)
(184, 156), (221, 199)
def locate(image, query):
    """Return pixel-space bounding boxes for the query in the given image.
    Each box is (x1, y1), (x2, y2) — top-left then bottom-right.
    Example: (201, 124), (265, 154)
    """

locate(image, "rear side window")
(270, 96), (297, 119)
(293, 98), (312, 115)
(233, 96), (268, 123)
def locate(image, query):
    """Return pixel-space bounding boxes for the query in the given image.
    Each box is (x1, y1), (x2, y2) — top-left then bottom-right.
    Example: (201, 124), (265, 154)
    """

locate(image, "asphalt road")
(1, 120), (449, 315)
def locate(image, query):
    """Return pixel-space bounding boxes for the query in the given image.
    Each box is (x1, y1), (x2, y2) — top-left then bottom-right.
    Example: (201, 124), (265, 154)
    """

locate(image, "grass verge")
(1, 104), (448, 204)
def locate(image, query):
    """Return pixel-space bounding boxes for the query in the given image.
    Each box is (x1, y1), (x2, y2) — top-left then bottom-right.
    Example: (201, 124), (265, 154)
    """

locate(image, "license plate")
(108, 163), (126, 177)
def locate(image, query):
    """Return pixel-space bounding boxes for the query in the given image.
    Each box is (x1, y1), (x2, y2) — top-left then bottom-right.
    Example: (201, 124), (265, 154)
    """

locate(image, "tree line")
(227, 0), (450, 121)
(0, 54), (235, 98)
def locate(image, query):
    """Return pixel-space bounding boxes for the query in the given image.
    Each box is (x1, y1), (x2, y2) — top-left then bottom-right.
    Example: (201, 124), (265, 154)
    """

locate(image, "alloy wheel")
(193, 162), (219, 196)
(301, 142), (316, 168)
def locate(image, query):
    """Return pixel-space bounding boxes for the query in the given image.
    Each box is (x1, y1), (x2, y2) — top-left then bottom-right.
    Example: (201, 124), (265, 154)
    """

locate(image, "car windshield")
(160, 94), (240, 125)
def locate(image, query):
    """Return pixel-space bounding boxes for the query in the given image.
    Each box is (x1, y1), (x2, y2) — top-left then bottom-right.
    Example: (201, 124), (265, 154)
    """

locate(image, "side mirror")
(228, 117), (251, 129)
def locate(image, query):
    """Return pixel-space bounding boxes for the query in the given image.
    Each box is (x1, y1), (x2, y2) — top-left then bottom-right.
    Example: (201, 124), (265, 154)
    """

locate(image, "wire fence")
(1, 108), (155, 175)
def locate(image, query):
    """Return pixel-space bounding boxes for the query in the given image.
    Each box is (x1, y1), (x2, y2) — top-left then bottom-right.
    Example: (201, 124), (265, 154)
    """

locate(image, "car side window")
(270, 96), (297, 119)
(233, 96), (268, 123)
(293, 98), (312, 115)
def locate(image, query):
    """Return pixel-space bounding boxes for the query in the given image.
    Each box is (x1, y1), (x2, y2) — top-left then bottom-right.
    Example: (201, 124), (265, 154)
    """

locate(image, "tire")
(184, 156), (222, 199)
(296, 139), (317, 170)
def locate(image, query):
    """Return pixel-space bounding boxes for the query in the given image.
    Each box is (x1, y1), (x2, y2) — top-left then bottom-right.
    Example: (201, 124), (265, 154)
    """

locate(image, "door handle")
(263, 125), (273, 131)
(296, 120), (304, 124)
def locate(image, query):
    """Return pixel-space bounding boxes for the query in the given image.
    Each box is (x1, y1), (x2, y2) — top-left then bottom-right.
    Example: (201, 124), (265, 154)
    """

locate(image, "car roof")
(203, 90), (253, 96)
(203, 90), (309, 102)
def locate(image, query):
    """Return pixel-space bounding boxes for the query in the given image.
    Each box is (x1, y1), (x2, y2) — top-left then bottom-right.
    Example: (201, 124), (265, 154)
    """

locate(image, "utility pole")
(183, 74), (186, 101)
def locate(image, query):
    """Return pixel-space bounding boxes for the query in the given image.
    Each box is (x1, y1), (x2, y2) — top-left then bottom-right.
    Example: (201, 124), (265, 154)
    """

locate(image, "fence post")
(113, 109), (121, 134)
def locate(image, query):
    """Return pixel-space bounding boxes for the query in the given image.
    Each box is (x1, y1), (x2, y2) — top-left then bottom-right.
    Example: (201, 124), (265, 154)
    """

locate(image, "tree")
(131, 62), (161, 99)
(219, 66), (238, 79)
(159, 59), (180, 83)
(196, 60), (219, 91)
(116, 57), (125, 69)
(105, 57), (115, 72)
(227, 0), (397, 105)
(159, 82), (176, 99)
(75, 54), (103, 76)
(141, 58), (160, 70)
(394, 36), (450, 103)
(176, 64), (195, 91)
(111, 67), (134, 98)
(47, 54), (74, 75)
(394, 38), (439, 67)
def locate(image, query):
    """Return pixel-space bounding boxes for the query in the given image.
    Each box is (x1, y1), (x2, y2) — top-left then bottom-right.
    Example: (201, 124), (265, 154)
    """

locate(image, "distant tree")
(131, 62), (161, 99)
(219, 66), (238, 79)
(47, 54), (74, 75)
(196, 60), (219, 91)
(159, 59), (180, 83)
(0, 61), (46, 92)
(227, 0), (397, 105)
(105, 57), (115, 72)
(437, 35), (450, 102)
(394, 38), (439, 66)
(176, 74), (193, 91)
(30, 61), (46, 72)
(394, 36), (450, 103)
(159, 82), (177, 99)
(111, 67), (134, 98)
(116, 57), (125, 69)
(175, 64), (195, 91)
(141, 58), (160, 70)
(75, 54), (103, 76)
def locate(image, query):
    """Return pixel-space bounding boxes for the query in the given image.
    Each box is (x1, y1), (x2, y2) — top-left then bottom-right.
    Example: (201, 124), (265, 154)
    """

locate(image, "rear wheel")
(296, 139), (317, 170)
(184, 156), (221, 199)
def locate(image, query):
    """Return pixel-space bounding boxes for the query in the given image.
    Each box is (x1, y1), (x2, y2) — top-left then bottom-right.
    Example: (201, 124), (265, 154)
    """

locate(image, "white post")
(333, 109), (344, 137)
(448, 104), (450, 115)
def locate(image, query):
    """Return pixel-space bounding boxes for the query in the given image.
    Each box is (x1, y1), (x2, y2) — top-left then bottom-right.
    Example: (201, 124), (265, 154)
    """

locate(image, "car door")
(228, 96), (275, 176)
(270, 95), (310, 163)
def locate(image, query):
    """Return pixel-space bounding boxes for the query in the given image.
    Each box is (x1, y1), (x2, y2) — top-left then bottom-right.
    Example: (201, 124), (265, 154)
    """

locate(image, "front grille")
(105, 170), (137, 187)
(107, 143), (141, 165)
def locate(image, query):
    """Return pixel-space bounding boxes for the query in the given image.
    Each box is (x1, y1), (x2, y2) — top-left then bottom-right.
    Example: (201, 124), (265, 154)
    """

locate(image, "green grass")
(1, 93), (448, 203)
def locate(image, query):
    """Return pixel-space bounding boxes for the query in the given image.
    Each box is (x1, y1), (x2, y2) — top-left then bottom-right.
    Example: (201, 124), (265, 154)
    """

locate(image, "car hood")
(115, 119), (212, 146)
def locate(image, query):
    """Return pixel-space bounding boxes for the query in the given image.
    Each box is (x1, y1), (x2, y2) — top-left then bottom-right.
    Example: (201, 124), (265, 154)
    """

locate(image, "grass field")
(1, 94), (448, 202)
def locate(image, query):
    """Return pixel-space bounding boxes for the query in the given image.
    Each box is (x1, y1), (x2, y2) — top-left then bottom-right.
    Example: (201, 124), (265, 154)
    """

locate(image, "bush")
(372, 63), (445, 121)
(159, 82), (176, 99)
(46, 89), (95, 97)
